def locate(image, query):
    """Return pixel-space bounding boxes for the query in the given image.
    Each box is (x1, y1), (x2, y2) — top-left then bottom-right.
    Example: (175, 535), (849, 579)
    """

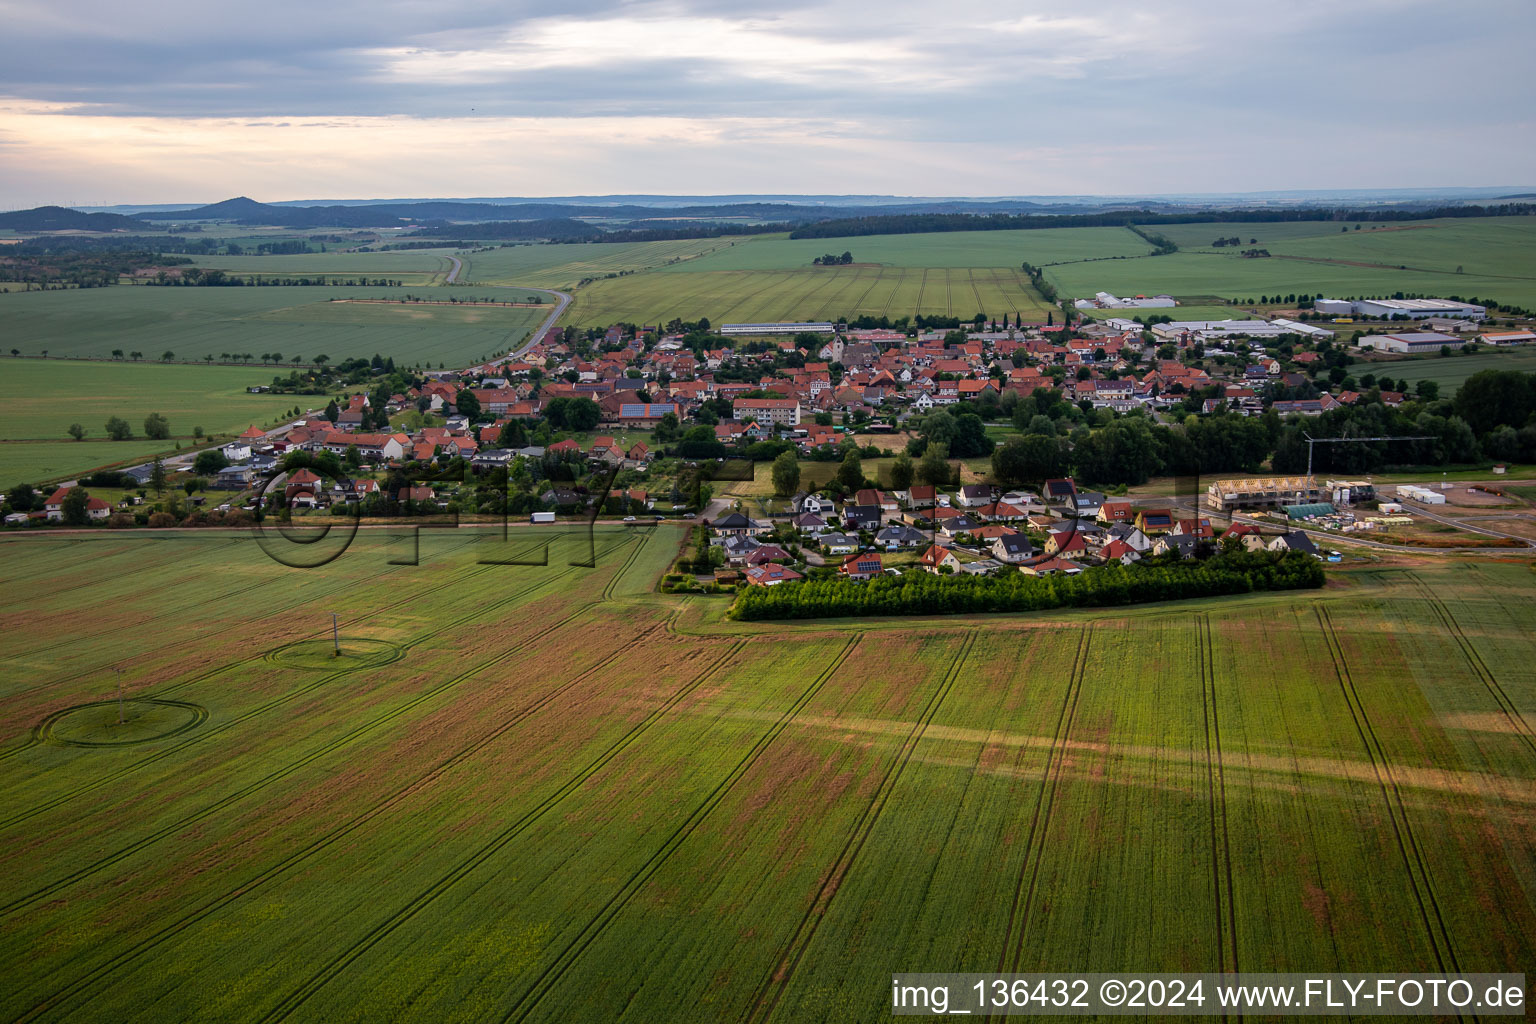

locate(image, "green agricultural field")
(0, 360), (303, 442)
(656, 227), (1153, 272)
(567, 266), (1054, 327)
(0, 286), (550, 366)
(0, 527), (1531, 1023)
(1056, 216), (1536, 311)
(458, 237), (748, 289)
(190, 249), (461, 285)
(0, 439), (194, 490)
(1360, 347), (1536, 394)
(0, 359), (311, 487)
(1047, 251), (1536, 313)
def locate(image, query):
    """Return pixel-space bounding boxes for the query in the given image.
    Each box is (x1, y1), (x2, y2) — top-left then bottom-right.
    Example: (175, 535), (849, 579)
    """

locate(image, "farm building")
(1317, 298), (1487, 320)
(1353, 331), (1461, 354)
(1151, 319), (1332, 342)
(1480, 330), (1536, 346)
(1206, 476), (1323, 512)
(1396, 484), (1447, 505)
(1075, 291), (1177, 309)
(720, 322), (835, 336)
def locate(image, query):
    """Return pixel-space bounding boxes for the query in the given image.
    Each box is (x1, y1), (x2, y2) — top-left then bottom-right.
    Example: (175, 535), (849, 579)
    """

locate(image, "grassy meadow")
(0, 360), (302, 441)
(567, 266), (1055, 328)
(1049, 216), (1536, 310)
(1361, 347), (1536, 394)
(189, 248), (463, 285)
(655, 227), (1154, 272)
(0, 285), (550, 366)
(457, 237), (749, 289)
(0, 359), (311, 487)
(0, 526), (1530, 1022)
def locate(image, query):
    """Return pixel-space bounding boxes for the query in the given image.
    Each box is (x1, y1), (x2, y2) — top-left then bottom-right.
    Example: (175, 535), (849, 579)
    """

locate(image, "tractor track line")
(914, 269), (930, 314)
(1002, 625), (1091, 975)
(846, 266), (886, 317)
(746, 631), (977, 1024)
(1313, 606), (1469, 996)
(17, 609), (686, 1024)
(5, 556), (289, 662)
(0, 551), (440, 709)
(1404, 573), (1536, 756)
(1199, 614), (1240, 979)
(0, 565), (583, 829)
(0, 594), (636, 919)
(994, 625), (1091, 981)
(252, 631), (744, 1024)
(600, 535), (647, 602)
(0, 537), (241, 609)
(496, 633), (864, 1024)
(713, 271), (790, 324)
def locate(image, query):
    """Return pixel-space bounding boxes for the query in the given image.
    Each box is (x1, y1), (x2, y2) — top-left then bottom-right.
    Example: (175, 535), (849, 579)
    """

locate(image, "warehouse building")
(1074, 292), (1177, 309)
(1206, 476), (1323, 512)
(1151, 318), (1333, 342)
(719, 322), (835, 336)
(1315, 298), (1486, 320)
(1396, 484), (1446, 505)
(1353, 331), (1461, 354)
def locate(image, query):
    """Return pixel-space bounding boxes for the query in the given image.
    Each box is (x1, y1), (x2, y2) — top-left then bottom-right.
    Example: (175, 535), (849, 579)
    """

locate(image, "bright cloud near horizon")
(0, 0), (1531, 207)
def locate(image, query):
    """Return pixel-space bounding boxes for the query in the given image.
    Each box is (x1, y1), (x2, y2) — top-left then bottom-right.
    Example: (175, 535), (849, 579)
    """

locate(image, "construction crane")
(1303, 433), (1434, 478)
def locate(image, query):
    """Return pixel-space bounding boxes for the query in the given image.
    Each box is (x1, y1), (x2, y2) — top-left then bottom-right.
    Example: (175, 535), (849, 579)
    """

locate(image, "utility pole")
(332, 613), (341, 657)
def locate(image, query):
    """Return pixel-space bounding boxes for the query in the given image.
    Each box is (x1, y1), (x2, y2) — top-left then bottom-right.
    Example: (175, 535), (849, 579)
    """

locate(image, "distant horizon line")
(47, 184), (1536, 215)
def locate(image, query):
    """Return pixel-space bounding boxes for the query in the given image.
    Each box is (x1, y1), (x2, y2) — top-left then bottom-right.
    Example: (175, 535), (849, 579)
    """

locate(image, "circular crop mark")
(37, 699), (208, 748)
(264, 638), (405, 672)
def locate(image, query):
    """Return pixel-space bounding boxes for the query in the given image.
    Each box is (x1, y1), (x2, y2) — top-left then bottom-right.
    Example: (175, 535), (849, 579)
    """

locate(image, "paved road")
(444, 255), (463, 284)
(470, 289), (572, 375)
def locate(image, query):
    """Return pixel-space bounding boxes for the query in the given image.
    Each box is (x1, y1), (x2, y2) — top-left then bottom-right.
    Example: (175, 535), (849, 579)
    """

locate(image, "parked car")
(623, 515), (637, 522)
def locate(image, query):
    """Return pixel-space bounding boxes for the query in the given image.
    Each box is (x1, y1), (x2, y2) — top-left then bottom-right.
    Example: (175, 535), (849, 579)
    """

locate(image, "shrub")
(147, 512), (177, 528)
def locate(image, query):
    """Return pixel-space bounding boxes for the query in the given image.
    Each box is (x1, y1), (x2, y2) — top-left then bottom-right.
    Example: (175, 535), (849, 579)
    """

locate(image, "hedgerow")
(729, 550), (1323, 620)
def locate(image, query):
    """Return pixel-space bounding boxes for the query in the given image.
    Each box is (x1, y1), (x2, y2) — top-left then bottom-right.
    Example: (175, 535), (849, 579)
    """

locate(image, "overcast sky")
(1, 0), (1532, 207)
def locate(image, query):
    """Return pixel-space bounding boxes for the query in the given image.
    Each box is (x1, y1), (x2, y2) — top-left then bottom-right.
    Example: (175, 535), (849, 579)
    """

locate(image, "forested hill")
(787, 203), (1536, 239)
(0, 206), (148, 231)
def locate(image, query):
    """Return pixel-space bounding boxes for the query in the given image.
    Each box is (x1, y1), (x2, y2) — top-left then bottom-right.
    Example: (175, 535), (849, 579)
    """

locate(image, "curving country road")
(469, 288), (572, 374)
(444, 254), (463, 284)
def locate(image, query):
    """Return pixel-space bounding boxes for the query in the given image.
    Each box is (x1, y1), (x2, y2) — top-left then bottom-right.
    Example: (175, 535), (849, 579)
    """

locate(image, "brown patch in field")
(1439, 711), (1536, 735)
(713, 711), (1536, 808)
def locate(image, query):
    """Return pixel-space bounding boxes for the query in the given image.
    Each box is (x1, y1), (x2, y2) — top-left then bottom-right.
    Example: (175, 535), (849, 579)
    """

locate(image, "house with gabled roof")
(905, 485), (937, 509)
(956, 484), (993, 507)
(1098, 500), (1134, 524)
(918, 544), (962, 574)
(991, 533), (1037, 564)
(821, 532), (858, 555)
(841, 550), (884, 580)
(744, 563), (803, 586)
(874, 524), (928, 550)
(1135, 508), (1175, 533)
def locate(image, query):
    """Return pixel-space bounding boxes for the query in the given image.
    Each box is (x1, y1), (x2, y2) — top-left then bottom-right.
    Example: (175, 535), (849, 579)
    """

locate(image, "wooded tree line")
(787, 203), (1536, 240)
(981, 371), (1536, 487)
(731, 549), (1325, 620)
